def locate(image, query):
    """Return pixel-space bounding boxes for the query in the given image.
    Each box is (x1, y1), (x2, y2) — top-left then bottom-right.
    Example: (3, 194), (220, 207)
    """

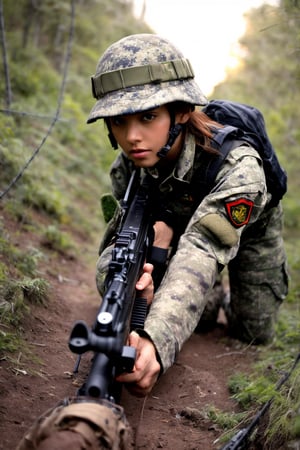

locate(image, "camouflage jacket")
(100, 131), (270, 372)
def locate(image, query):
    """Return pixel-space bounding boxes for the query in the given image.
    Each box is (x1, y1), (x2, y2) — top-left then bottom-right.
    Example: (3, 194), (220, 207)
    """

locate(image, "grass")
(206, 234), (300, 448)
(41, 224), (75, 255)
(0, 220), (51, 352)
(215, 317), (299, 446)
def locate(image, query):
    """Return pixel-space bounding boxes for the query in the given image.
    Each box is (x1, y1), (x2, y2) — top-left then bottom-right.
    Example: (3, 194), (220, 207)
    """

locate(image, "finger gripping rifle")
(219, 352), (300, 450)
(68, 169), (161, 403)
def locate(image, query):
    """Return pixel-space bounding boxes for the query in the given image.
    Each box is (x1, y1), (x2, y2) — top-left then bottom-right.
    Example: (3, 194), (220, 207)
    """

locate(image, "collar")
(146, 132), (196, 183)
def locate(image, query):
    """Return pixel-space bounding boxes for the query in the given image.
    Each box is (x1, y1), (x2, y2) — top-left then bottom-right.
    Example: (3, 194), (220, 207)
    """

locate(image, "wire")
(0, 108), (71, 122)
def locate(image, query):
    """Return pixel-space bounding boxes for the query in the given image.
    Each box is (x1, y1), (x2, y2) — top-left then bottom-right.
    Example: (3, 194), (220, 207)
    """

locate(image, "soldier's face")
(108, 106), (186, 168)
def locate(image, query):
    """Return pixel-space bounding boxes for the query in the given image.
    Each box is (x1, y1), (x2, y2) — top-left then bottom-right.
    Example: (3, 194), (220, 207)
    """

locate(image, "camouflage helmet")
(87, 33), (208, 122)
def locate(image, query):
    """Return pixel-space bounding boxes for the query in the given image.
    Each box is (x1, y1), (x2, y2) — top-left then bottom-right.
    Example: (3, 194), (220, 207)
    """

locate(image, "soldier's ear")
(176, 110), (191, 125)
(174, 102), (193, 125)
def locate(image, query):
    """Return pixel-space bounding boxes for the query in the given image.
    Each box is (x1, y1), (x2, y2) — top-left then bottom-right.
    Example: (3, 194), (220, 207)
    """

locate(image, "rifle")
(219, 351), (300, 450)
(68, 168), (164, 403)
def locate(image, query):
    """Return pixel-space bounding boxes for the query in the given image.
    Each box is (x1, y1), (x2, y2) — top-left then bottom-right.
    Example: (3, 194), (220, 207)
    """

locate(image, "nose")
(126, 120), (142, 144)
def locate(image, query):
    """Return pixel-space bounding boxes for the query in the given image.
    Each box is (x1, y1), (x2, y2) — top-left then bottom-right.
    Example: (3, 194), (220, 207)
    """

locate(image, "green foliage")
(212, 10), (300, 444)
(0, 137), (30, 187)
(228, 372), (252, 406)
(0, 0), (151, 238)
(0, 278), (27, 325)
(0, 330), (21, 353)
(224, 331), (300, 447)
(21, 184), (67, 221)
(0, 276), (49, 354)
(265, 372), (300, 445)
(205, 405), (247, 430)
(41, 224), (75, 255)
(0, 217), (48, 352)
(18, 277), (49, 305)
(0, 226), (42, 279)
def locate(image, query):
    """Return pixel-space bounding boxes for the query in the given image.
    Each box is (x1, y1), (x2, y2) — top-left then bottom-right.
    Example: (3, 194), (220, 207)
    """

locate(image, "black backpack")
(196, 99), (287, 208)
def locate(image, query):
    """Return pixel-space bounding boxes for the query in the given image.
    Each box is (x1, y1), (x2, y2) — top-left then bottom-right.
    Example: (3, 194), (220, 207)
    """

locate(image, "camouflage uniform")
(96, 133), (288, 372)
(88, 34), (288, 374)
(16, 398), (133, 450)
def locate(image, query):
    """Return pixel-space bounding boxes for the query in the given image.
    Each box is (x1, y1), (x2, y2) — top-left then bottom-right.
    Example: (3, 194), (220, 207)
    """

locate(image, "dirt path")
(0, 222), (257, 450)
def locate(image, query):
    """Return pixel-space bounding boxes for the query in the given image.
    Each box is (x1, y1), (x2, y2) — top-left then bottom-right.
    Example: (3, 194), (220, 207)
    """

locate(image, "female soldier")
(87, 34), (288, 397)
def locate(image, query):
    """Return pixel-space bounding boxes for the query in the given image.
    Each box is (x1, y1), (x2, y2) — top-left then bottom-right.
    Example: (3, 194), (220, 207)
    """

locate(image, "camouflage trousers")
(198, 204), (289, 344)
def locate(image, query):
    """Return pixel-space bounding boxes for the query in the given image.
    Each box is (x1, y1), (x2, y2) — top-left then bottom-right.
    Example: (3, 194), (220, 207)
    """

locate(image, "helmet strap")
(105, 120), (118, 149)
(157, 123), (183, 158)
(108, 131), (118, 149)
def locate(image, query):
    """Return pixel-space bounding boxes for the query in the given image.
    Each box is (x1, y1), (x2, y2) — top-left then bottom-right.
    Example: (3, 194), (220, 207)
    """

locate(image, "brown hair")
(168, 102), (223, 154)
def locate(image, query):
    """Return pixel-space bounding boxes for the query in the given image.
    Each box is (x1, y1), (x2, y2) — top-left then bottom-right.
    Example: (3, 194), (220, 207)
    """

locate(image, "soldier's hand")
(116, 331), (160, 397)
(135, 263), (154, 305)
(153, 220), (173, 249)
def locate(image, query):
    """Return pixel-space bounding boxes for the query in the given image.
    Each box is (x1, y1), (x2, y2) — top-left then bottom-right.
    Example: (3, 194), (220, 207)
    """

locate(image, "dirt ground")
(0, 212), (258, 450)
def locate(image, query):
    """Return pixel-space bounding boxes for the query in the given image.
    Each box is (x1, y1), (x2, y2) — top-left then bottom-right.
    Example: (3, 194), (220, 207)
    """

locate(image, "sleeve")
(144, 144), (269, 372)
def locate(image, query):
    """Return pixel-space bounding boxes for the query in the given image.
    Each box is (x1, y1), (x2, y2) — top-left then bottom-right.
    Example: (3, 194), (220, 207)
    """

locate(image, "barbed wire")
(0, 0), (76, 201)
(0, 108), (71, 122)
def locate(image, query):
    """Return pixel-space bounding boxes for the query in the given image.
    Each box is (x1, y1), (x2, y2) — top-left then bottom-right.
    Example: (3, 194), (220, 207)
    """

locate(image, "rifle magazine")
(130, 297), (148, 330)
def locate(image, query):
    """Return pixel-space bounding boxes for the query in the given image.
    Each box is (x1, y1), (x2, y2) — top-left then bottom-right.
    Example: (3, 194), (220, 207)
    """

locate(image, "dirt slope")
(0, 212), (257, 450)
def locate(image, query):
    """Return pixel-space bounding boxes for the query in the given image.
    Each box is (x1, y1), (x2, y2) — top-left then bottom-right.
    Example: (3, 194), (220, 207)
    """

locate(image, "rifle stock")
(69, 169), (159, 402)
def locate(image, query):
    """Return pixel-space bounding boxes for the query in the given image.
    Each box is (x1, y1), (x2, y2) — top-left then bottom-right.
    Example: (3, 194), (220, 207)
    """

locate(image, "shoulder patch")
(225, 198), (254, 227)
(199, 213), (239, 247)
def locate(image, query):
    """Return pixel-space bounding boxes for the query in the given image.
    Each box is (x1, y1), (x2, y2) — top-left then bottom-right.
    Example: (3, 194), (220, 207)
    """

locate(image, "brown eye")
(142, 112), (156, 122)
(111, 116), (123, 126)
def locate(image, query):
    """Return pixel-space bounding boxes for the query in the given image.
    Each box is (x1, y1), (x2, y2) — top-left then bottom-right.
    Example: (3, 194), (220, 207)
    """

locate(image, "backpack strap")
(190, 126), (245, 203)
(202, 100), (287, 207)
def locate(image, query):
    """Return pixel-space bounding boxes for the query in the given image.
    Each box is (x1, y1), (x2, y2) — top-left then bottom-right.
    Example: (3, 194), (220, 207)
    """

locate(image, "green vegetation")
(205, 405), (247, 431)
(41, 224), (75, 254)
(0, 0), (151, 352)
(207, 5), (300, 447)
(0, 0), (299, 448)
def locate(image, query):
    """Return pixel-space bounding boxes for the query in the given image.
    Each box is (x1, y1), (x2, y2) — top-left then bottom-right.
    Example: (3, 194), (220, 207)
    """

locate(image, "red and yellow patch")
(225, 198), (254, 227)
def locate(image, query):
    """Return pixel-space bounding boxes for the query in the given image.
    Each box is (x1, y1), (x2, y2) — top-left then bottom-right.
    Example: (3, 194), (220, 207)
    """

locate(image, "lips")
(130, 149), (151, 158)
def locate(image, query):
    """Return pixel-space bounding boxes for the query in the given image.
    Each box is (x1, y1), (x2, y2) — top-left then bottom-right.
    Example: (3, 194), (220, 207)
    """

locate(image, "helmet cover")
(87, 33), (207, 122)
